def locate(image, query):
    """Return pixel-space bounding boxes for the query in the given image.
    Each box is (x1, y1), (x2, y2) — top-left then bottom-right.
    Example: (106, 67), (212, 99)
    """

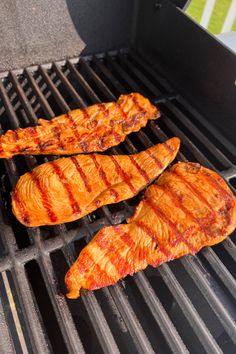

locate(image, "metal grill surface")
(0, 50), (235, 354)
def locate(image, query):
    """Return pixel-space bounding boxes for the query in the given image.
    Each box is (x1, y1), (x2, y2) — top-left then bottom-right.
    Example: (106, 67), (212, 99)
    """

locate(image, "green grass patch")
(232, 17), (236, 31)
(186, 0), (206, 23)
(186, 0), (235, 34)
(208, 0), (232, 34)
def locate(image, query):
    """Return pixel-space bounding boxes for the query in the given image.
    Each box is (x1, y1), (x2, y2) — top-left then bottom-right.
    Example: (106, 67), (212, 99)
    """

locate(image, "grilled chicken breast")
(65, 162), (236, 299)
(0, 93), (159, 158)
(12, 137), (180, 227)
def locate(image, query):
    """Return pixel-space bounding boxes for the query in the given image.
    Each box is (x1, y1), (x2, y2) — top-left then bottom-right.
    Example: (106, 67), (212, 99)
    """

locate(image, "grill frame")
(0, 48), (235, 354)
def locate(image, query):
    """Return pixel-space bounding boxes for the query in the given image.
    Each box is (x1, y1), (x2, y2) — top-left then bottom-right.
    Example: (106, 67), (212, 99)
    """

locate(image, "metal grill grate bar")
(158, 264), (223, 354)
(81, 292), (121, 354)
(9, 71), (38, 124)
(39, 66), (70, 113)
(109, 284), (155, 354)
(222, 239), (236, 262)
(52, 63), (86, 108)
(182, 256), (236, 344)
(178, 95), (236, 157)
(162, 104), (233, 169)
(128, 52), (173, 92)
(31, 229), (85, 354)
(0, 81), (20, 128)
(161, 114), (215, 169)
(66, 60), (100, 103)
(0, 281), (16, 354)
(134, 272), (189, 354)
(0, 256), (11, 272)
(202, 247), (236, 301)
(93, 57), (127, 94)
(0, 200), (50, 353)
(106, 55), (144, 94)
(24, 69), (55, 119)
(117, 53), (165, 99)
(79, 58), (115, 101)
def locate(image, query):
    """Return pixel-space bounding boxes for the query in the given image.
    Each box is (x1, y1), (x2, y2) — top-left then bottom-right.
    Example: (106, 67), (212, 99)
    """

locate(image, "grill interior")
(0, 49), (235, 354)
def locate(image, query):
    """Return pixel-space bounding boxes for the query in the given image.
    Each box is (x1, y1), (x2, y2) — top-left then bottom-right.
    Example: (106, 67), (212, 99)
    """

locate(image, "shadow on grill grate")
(25, 260), (68, 353)
(0, 49), (235, 354)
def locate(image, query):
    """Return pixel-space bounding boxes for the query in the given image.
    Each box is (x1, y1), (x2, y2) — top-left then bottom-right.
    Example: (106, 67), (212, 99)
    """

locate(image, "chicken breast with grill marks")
(12, 137), (180, 227)
(65, 162), (236, 299)
(0, 93), (159, 158)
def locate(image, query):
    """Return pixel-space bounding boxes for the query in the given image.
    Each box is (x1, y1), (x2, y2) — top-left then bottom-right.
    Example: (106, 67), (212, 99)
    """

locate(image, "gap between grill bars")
(0, 49), (235, 354)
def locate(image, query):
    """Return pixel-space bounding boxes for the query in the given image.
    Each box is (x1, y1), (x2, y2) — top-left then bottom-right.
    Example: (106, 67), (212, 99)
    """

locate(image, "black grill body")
(0, 1), (235, 354)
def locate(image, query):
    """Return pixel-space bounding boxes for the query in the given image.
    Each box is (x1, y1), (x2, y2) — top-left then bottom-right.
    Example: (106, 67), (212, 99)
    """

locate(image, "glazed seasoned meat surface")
(65, 162), (236, 299)
(12, 138), (180, 227)
(0, 93), (159, 158)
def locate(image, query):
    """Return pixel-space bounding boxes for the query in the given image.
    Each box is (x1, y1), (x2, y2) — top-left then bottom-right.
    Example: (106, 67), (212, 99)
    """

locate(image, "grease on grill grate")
(0, 50), (235, 354)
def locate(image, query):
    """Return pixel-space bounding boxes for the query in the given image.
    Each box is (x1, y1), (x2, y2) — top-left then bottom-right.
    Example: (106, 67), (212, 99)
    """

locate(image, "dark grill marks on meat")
(12, 130), (19, 141)
(91, 155), (119, 202)
(131, 93), (144, 114)
(51, 161), (81, 215)
(66, 112), (81, 141)
(99, 103), (109, 117)
(128, 156), (150, 184)
(161, 185), (212, 241)
(170, 170), (218, 222)
(78, 250), (114, 289)
(144, 197), (198, 254)
(76, 249), (94, 274)
(109, 156), (136, 194)
(95, 200), (101, 208)
(31, 171), (58, 223)
(115, 225), (136, 249)
(115, 96), (128, 123)
(96, 234), (129, 277)
(136, 220), (172, 260)
(165, 165), (236, 238)
(28, 127), (42, 152)
(70, 157), (92, 193)
(0, 141), (3, 155)
(145, 150), (163, 169)
(202, 171), (235, 227)
(97, 102), (108, 148)
(53, 126), (64, 150)
(82, 108), (90, 120)
(65, 162), (236, 299)
(79, 141), (89, 153)
(64, 270), (72, 288)
(98, 103), (122, 146)
(163, 140), (175, 154)
(113, 131), (122, 143)
(119, 230), (136, 249)
(11, 130), (21, 153)
(12, 190), (30, 225)
(0, 128), (4, 155)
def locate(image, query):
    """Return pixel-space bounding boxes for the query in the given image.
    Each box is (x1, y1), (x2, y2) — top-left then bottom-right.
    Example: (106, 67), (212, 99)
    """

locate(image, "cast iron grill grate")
(0, 49), (235, 354)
